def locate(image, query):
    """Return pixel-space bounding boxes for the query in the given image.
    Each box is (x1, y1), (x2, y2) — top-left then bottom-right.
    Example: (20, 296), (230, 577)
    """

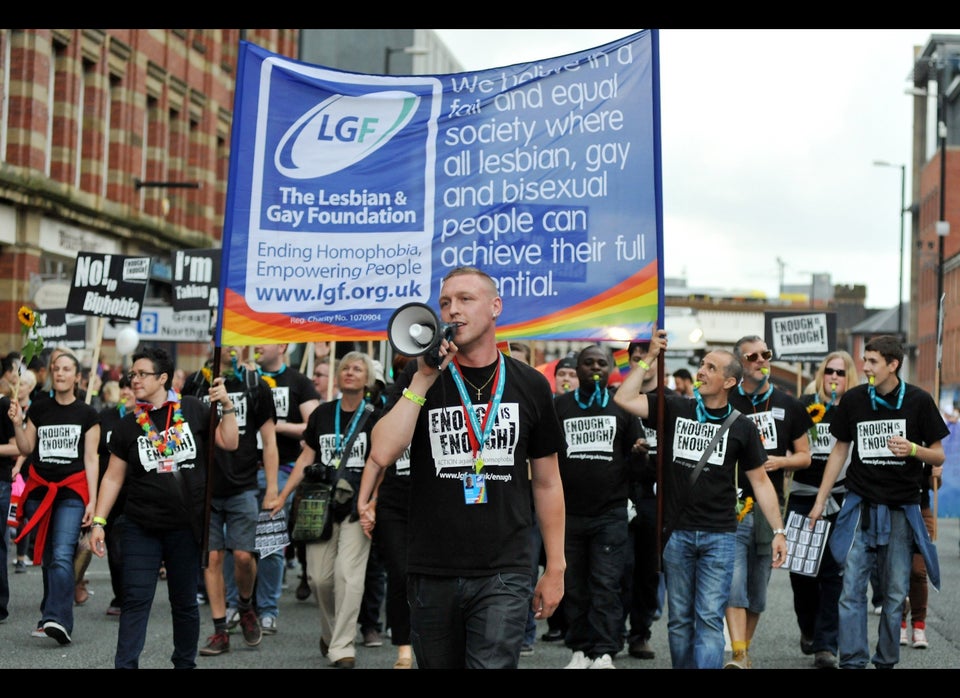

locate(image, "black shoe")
(42, 621), (71, 645)
(800, 635), (815, 655)
(541, 628), (564, 642)
(629, 637), (655, 659)
(296, 575), (311, 601)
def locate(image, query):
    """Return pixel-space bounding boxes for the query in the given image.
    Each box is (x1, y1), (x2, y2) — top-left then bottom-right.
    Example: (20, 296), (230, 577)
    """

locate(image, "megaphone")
(387, 302), (456, 368)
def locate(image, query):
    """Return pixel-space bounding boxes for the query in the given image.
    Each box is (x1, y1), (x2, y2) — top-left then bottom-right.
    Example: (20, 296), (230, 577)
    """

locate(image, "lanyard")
(334, 397), (368, 461)
(694, 387), (732, 423)
(450, 353), (505, 474)
(739, 381), (773, 407)
(869, 380), (905, 411)
(574, 377), (609, 410)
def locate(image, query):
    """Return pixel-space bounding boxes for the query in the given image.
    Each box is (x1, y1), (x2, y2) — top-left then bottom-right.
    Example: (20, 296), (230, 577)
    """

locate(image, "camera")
(303, 463), (332, 484)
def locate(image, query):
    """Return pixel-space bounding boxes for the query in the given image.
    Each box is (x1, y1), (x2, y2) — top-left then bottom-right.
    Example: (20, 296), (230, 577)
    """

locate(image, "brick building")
(0, 29), (298, 369)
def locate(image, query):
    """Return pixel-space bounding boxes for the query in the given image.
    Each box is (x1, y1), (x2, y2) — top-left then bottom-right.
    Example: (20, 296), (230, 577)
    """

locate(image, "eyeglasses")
(742, 350), (772, 362)
(824, 368), (846, 377)
(127, 371), (158, 381)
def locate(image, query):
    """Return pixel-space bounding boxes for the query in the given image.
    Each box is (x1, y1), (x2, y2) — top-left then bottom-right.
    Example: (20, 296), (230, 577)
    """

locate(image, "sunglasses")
(824, 368), (846, 377)
(743, 350), (772, 362)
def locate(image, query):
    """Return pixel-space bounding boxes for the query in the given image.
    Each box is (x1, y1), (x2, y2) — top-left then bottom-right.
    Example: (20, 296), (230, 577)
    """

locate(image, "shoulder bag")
(661, 408), (741, 546)
(291, 403), (374, 543)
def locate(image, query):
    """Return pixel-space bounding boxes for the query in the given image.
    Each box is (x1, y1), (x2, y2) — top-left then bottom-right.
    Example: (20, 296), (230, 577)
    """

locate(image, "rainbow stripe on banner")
(614, 348), (631, 376)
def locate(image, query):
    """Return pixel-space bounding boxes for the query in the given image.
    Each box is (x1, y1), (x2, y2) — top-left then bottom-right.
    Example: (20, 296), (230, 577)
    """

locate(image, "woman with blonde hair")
(269, 350), (380, 668)
(790, 350), (861, 669)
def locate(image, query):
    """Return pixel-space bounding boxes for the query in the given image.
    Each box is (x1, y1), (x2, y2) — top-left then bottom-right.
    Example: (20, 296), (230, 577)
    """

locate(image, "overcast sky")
(432, 28), (958, 309)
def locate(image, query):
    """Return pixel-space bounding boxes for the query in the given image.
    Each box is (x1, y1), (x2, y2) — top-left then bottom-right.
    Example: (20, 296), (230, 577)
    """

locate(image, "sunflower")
(17, 305), (44, 366)
(736, 496), (754, 523)
(17, 306), (36, 328)
(806, 402), (826, 442)
(806, 402), (826, 424)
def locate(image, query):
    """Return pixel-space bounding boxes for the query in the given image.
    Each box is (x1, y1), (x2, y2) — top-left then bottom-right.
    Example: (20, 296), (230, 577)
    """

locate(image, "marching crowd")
(0, 265), (949, 670)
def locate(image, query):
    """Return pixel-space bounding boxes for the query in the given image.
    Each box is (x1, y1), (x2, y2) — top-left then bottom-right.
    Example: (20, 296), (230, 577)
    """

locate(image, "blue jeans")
(837, 507), (913, 669)
(0, 479), (10, 620)
(24, 496), (84, 635)
(564, 508), (628, 658)
(253, 467), (290, 619)
(728, 513), (772, 612)
(408, 572), (530, 669)
(662, 529), (735, 669)
(115, 519), (201, 669)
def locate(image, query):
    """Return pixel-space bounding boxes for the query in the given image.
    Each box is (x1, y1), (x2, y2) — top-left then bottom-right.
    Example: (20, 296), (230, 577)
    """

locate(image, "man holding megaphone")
(359, 265), (567, 670)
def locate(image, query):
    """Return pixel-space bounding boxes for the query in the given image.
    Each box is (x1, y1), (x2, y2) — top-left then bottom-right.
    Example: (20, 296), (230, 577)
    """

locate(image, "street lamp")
(384, 45), (430, 75)
(873, 160), (908, 339)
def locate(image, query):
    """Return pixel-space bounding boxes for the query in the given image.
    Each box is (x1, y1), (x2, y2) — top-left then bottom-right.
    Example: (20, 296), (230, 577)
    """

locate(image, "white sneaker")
(589, 653), (615, 669)
(261, 615), (278, 635)
(564, 651), (593, 669)
(899, 625), (909, 646)
(873, 606), (882, 616)
(912, 627), (929, 649)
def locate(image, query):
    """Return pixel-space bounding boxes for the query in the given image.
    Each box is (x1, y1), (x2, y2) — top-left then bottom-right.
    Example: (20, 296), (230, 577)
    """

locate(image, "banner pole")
(86, 317), (106, 405)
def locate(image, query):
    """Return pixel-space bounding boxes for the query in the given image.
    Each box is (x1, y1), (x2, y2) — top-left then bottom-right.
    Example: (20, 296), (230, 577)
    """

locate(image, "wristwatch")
(772, 528), (787, 537)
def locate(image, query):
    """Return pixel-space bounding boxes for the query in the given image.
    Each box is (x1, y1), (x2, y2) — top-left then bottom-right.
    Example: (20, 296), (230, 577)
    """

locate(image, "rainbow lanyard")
(449, 353), (505, 474)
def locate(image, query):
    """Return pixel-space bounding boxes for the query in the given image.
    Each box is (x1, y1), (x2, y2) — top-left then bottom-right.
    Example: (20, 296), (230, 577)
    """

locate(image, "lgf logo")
(274, 91), (420, 179)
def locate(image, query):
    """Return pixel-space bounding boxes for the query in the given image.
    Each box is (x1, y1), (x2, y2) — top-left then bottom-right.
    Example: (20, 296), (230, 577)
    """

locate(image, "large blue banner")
(938, 421), (960, 519)
(216, 30), (662, 346)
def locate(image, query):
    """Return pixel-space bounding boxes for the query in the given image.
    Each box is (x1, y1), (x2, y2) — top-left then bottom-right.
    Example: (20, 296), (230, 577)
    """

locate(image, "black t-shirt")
(26, 397), (100, 489)
(390, 354), (565, 577)
(108, 395), (211, 537)
(830, 381), (949, 506)
(263, 366), (321, 465)
(648, 394), (767, 534)
(0, 395), (16, 482)
(98, 404), (128, 515)
(795, 394), (840, 490)
(370, 382), (410, 522)
(302, 397), (379, 521)
(375, 444), (410, 522)
(729, 386), (813, 501)
(554, 385), (641, 516)
(209, 373), (276, 497)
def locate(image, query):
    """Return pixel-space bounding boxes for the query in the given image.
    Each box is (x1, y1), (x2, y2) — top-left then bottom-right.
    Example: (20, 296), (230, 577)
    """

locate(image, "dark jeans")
(115, 519), (201, 669)
(788, 495), (843, 654)
(564, 507), (629, 658)
(374, 511), (410, 646)
(627, 496), (660, 642)
(24, 496), (84, 634)
(359, 542), (386, 633)
(105, 514), (125, 607)
(0, 479), (9, 620)
(408, 571), (530, 669)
